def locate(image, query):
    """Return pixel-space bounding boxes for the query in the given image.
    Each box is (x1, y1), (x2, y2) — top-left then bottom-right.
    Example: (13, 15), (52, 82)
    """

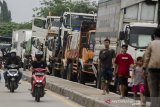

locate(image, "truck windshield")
(89, 32), (95, 44)
(65, 14), (95, 29)
(47, 18), (61, 28)
(34, 19), (46, 29)
(51, 18), (61, 27)
(129, 27), (155, 48)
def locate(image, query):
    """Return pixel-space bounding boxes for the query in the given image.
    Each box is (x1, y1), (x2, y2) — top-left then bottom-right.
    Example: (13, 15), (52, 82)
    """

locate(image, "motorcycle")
(6, 64), (19, 92)
(31, 68), (46, 102)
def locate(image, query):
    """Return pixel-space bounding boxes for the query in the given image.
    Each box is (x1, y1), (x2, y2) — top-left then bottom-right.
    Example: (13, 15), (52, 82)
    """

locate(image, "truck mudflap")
(92, 64), (97, 78)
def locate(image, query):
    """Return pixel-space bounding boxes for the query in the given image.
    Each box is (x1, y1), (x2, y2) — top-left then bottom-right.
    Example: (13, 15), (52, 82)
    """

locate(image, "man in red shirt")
(114, 45), (134, 99)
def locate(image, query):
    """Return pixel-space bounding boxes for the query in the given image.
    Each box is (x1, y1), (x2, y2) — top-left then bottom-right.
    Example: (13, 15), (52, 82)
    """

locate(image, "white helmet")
(10, 49), (17, 57)
(35, 50), (43, 60)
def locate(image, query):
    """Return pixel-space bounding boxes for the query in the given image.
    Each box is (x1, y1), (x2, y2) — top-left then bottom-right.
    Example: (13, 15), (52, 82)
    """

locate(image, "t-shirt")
(133, 66), (144, 85)
(115, 53), (134, 77)
(5, 56), (21, 65)
(99, 49), (116, 68)
(32, 60), (47, 69)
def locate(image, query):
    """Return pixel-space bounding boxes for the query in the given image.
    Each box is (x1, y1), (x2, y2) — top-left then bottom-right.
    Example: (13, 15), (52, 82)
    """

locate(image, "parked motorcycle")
(31, 68), (46, 102)
(6, 64), (19, 92)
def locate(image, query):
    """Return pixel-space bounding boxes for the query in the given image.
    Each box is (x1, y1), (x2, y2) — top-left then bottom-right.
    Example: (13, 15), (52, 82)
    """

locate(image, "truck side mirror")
(60, 17), (63, 23)
(45, 41), (48, 46)
(119, 31), (125, 40)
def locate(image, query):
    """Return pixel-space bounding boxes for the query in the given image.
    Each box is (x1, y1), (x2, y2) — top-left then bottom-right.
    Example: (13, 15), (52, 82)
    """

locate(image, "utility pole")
(158, 0), (160, 26)
(0, 5), (2, 22)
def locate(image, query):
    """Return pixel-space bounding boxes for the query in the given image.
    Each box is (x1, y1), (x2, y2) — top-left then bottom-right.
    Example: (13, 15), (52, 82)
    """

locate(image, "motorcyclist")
(31, 51), (48, 90)
(4, 49), (22, 86)
(31, 51), (47, 71)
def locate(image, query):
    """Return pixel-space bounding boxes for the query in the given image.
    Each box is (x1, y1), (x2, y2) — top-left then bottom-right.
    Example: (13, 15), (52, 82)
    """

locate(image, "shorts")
(132, 84), (144, 93)
(101, 66), (113, 82)
(118, 76), (128, 85)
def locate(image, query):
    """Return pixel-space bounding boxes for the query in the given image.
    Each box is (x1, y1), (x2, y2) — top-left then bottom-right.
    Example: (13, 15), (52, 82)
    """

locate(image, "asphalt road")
(0, 70), (83, 107)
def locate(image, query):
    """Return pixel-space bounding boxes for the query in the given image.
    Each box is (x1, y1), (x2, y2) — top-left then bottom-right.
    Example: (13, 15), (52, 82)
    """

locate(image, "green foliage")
(0, 0), (11, 22)
(0, 22), (32, 36)
(16, 22), (32, 30)
(0, 1), (31, 36)
(33, 0), (97, 17)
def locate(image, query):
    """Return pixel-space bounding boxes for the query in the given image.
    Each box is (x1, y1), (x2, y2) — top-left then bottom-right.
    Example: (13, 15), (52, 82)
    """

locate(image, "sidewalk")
(22, 70), (150, 107)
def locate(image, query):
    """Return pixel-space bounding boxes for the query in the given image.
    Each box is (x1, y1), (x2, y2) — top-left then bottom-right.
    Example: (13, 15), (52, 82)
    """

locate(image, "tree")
(0, 22), (32, 36)
(33, 0), (97, 17)
(0, 0), (11, 22)
(0, 1), (2, 21)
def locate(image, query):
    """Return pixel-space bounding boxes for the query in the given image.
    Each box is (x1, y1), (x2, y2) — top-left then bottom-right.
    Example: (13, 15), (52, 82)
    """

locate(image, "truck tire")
(67, 63), (73, 81)
(96, 70), (101, 89)
(51, 63), (55, 76)
(60, 62), (67, 79)
(77, 65), (85, 84)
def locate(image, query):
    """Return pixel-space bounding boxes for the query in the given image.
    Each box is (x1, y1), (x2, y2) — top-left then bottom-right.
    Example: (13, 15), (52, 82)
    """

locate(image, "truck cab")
(120, 22), (157, 60)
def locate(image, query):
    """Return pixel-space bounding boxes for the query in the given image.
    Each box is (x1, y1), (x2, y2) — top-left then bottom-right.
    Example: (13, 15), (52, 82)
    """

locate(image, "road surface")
(0, 70), (83, 107)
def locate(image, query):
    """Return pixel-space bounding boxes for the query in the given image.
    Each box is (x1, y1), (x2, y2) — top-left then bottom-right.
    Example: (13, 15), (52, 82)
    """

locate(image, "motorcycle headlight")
(36, 80), (42, 83)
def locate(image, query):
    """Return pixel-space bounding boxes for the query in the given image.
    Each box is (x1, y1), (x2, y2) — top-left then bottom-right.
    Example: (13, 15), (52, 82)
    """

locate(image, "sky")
(5, 0), (41, 23)
(4, 0), (98, 23)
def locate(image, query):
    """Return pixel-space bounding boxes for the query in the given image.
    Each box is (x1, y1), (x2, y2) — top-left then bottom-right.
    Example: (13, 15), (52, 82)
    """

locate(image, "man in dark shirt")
(32, 60), (47, 69)
(99, 38), (116, 95)
(31, 51), (47, 72)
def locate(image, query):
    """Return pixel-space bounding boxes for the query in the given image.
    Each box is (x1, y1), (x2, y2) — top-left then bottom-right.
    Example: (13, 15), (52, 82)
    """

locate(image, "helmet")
(10, 49), (17, 58)
(35, 51), (43, 61)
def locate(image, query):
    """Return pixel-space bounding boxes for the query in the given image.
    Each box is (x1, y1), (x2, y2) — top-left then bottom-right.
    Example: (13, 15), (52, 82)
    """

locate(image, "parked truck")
(94, 0), (158, 89)
(31, 17), (48, 60)
(49, 12), (97, 78)
(12, 30), (32, 58)
(64, 20), (96, 83)
(45, 16), (61, 74)
(20, 30), (32, 70)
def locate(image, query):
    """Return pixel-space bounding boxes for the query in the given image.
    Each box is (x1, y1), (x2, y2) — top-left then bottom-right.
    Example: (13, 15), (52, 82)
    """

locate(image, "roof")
(63, 12), (97, 17)
(47, 16), (60, 19)
(130, 22), (158, 27)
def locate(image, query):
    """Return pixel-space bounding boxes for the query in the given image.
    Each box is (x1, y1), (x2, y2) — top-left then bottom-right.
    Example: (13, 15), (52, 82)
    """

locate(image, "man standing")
(99, 38), (116, 95)
(143, 27), (160, 107)
(114, 45), (134, 99)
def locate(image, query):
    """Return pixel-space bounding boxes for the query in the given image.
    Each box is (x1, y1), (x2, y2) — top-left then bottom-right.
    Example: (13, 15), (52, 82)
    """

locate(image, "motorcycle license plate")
(35, 84), (42, 87)
(11, 78), (15, 81)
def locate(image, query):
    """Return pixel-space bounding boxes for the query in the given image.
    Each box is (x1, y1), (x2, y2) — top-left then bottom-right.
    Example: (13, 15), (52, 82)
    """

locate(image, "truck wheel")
(23, 60), (26, 71)
(60, 63), (67, 79)
(67, 63), (73, 81)
(77, 65), (85, 84)
(51, 63), (59, 77)
(51, 63), (56, 76)
(96, 71), (101, 89)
